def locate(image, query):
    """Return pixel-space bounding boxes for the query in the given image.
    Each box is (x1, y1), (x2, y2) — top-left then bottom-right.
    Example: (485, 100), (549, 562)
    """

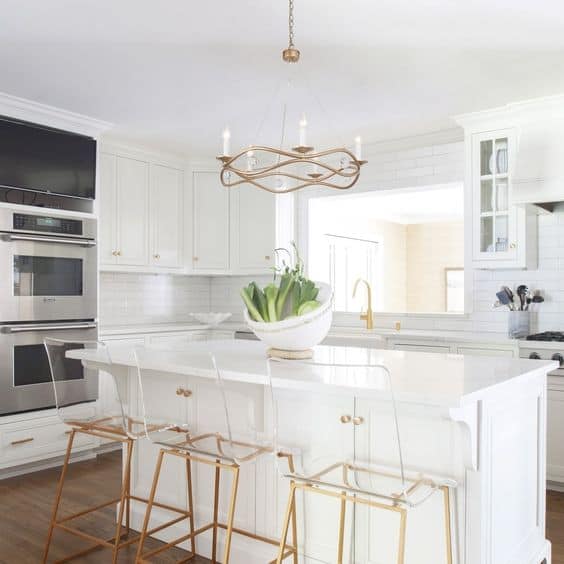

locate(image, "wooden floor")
(1, 450), (564, 563)
(0, 450), (210, 564)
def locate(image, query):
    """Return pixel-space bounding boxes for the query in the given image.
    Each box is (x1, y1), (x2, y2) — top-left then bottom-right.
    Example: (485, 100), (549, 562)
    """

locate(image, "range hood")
(513, 120), (564, 212)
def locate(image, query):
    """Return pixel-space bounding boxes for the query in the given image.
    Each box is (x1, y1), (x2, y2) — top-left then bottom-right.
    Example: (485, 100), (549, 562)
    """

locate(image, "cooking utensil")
(501, 285), (514, 305)
(516, 285), (528, 311)
(496, 290), (513, 310)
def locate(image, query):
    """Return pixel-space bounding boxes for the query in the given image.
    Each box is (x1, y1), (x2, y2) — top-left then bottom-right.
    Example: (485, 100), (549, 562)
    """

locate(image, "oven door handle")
(1, 322), (98, 334)
(1, 233), (96, 247)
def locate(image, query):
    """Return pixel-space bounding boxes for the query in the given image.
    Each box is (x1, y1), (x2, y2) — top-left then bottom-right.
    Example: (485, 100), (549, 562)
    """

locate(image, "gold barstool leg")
(397, 508), (407, 564)
(442, 486), (453, 564)
(186, 457), (196, 557)
(222, 465), (240, 564)
(276, 482), (297, 564)
(112, 437), (134, 564)
(135, 448), (166, 562)
(43, 429), (77, 564)
(337, 491), (347, 564)
(211, 459), (221, 563)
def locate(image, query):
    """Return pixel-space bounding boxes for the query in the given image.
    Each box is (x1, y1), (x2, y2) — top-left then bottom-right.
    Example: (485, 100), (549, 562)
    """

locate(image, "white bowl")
(243, 282), (333, 352)
(190, 312), (232, 327)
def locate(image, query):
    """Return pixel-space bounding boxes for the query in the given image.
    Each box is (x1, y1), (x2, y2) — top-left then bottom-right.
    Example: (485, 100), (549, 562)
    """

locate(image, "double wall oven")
(0, 207), (98, 415)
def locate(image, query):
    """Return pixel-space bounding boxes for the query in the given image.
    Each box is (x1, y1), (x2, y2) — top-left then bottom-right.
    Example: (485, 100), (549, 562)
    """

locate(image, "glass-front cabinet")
(471, 128), (535, 269)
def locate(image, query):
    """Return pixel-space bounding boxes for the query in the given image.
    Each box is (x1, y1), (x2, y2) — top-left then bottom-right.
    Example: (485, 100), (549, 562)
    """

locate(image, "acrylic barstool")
(134, 346), (298, 564)
(267, 358), (457, 564)
(42, 339), (191, 564)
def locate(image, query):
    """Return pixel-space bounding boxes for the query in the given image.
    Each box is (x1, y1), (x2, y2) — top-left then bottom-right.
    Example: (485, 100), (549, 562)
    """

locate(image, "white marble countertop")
(71, 340), (557, 408)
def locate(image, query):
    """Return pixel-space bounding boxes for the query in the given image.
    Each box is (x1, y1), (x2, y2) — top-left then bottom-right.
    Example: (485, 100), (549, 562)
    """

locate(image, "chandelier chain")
(288, 0), (295, 48)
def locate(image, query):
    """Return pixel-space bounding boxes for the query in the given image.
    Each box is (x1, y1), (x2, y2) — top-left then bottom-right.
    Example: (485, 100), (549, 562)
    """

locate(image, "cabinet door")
(231, 185), (276, 273)
(150, 164), (183, 268)
(472, 129), (529, 268)
(547, 389), (564, 483)
(193, 171), (229, 271)
(116, 156), (149, 266)
(98, 153), (118, 265)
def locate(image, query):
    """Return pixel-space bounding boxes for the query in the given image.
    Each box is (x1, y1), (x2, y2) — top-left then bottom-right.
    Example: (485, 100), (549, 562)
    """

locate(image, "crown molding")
(453, 93), (564, 131)
(0, 92), (113, 138)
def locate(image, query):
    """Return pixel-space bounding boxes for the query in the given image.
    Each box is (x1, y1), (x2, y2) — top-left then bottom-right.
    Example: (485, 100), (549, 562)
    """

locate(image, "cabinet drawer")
(1, 419), (96, 464)
(390, 343), (450, 353)
(456, 346), (514, 357)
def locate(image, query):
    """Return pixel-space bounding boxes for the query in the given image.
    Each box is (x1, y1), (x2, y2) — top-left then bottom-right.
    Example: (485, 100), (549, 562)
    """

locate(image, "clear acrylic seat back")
(44, 338), (127, 432)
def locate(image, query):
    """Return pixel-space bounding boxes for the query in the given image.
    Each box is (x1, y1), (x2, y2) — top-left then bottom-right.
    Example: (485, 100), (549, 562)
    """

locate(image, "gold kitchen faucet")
(352, 278), (374, 330)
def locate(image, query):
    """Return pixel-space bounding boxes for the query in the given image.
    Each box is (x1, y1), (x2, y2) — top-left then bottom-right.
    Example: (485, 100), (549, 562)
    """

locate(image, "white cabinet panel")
(193, 171), (229, 271)
(116, 156), (149, 266)
(231, 185), (276, 273)
(547, 389), (564, 484)
(150, 164), (183, 268)
(99, 152), (118, 264)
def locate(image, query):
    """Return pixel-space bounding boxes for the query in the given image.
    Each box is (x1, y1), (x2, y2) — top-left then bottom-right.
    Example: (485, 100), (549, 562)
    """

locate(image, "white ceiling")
(314, 184), (464, 224)
(2, 0), (564, 156)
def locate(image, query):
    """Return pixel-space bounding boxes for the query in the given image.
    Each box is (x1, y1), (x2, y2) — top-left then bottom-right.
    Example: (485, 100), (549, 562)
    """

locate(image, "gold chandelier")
(216, 0), (367, 194)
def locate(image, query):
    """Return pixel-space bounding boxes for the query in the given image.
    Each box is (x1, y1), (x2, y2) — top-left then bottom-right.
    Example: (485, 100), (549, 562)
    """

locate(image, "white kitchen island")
(70, 341), (557, 564)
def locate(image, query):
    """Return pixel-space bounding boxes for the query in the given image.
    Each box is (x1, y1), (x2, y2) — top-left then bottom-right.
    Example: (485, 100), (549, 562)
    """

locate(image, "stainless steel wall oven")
(0, 207), (98, 415)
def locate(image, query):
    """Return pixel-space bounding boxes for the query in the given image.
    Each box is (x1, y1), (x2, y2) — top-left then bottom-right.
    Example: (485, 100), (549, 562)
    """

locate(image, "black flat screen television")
(0, 117), (96, 200)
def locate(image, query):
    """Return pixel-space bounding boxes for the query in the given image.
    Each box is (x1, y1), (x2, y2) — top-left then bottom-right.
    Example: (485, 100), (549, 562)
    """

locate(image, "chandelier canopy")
(217, 0), (367, 194)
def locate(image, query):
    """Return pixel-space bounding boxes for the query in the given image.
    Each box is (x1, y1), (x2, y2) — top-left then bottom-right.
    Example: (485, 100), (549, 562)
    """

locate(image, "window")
(307, 183), (465, 315)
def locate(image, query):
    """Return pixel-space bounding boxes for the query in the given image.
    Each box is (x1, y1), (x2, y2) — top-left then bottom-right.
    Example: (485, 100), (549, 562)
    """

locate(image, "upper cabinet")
(230, 185), (276, 273)
(191, 171), (292, 275)
(150, 165), (183, 268)
(99, 148), (183, 272)
(456, 112), (538, 270)
(192, 171), (230, 272)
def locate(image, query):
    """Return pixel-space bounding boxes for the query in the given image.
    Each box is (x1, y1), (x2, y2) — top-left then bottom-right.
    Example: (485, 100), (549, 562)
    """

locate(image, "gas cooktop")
(526, 331), (564, 342)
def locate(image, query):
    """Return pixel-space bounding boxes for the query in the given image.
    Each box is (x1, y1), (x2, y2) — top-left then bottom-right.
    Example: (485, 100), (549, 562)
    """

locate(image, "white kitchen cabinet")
(99, 153), (149, 267)
(116, 156), (150, 265)
(149, 164), (184, 268)
(192, 171), (230, 272)
(230, 185), (276, 273)
(547, 384), (564, 484)
(455, 113), (538, 270)
(99, 149), (185, 272)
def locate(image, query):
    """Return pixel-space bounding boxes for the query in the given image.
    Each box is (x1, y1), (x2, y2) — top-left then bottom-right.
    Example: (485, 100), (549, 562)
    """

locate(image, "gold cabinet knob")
(183, 389), (192, 398)
(176, 387), (184, 396)
(111, 250), (117, 256)
(154, 254), (160, 259)
(116, 250), (122, 256)
(510, 243), (516, 249)
(340, 414), (352, 424)
(193, 256), (199, 262)
(265, 255), (271, 260)
(352, 416), (364, 426)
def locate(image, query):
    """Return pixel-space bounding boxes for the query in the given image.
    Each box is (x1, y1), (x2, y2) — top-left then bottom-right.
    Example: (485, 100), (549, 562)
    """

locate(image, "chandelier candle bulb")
(222, 128), (231, 156)
(299, 115), (307, 147)
(246, 149), (255, 171)
(355, 136), (362, 160)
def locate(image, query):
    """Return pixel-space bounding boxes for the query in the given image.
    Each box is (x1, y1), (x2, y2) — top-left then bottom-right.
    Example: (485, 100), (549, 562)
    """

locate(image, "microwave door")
(0, 322), (98, 416)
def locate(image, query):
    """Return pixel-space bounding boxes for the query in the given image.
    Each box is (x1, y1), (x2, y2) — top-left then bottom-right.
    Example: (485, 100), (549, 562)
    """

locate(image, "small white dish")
(190, 312), (232, 327)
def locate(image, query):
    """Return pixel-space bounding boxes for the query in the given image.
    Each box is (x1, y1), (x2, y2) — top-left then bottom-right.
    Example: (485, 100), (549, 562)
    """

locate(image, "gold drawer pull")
(11, 437), (34, 446)
(176, 387), (193, 398)
(340, 415), (351, 424)
(352, 416), (364, 426)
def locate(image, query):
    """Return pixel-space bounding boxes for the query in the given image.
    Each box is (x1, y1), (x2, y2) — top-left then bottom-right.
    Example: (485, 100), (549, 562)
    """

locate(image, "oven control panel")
(13, 213), (83, 236)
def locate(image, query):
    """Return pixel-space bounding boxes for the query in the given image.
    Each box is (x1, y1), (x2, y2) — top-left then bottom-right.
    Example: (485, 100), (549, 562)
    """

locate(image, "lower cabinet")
(388, 342), (451, 353)
(0, 413), (97, 471)
(547, 381), (564, 484)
